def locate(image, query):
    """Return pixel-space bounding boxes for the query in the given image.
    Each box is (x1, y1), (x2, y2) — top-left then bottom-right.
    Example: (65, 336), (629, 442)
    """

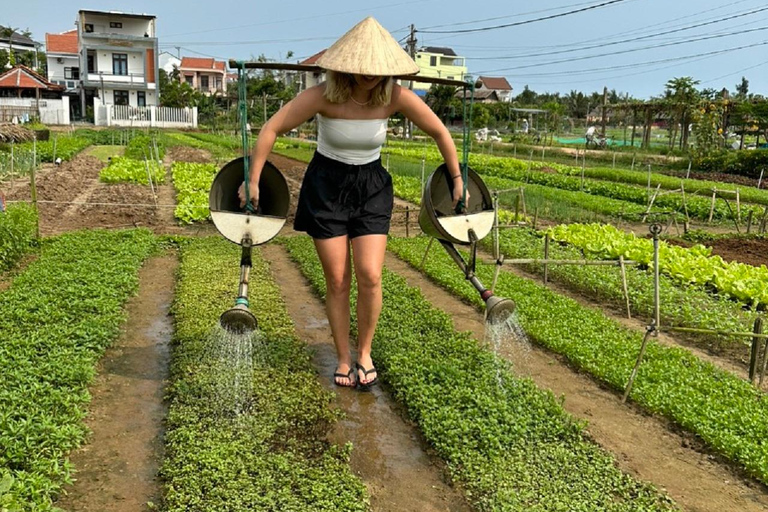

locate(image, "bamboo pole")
(708, 189), (717, 224)
(405, 206), (410, 238)
(543, 233), (550, 284)
(667, 327), (768, 339)
(620, 255), (631, 319)
(749, 317), (763, 383)
(420, 238), (434, 270)
(495, 258), (638, 266)
(641, 184), (662, 223)
(623, 326), (654, 403)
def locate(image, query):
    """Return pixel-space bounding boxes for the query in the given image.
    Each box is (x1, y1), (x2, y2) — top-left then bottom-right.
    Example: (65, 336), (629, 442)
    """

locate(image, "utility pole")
(405, 24), (417, 140)
(601, 86), (608, 137)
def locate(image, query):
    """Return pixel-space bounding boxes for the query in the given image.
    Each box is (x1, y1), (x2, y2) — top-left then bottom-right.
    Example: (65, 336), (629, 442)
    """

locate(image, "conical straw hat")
(317, 17), (419, 76)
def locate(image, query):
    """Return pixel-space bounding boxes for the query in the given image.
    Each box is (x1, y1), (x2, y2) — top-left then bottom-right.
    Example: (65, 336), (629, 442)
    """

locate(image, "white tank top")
(316, 113), (388, 165)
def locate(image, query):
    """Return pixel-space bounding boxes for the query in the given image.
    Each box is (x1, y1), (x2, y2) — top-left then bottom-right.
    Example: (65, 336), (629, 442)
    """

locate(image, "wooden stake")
(750, 318), (763, 384)
(686, 159), (692, 179)
(708, 189), (717, 224)
(641, 184), (662, 223)
(736, 188), (741, 222)
(405, 206), (410, 238)
(543, 233), (550, 285)
(620, 255), (631, 319)
(623, 328), (653, 403)
(420, 238), (434, 270)
(520, 187), (527, 217)
(747, 210), (754, 234)
(30, 159), (39, 239)
(533, 206), (539, 230)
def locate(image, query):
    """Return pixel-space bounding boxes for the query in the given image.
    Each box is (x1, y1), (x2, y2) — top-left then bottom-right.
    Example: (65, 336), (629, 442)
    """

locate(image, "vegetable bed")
(0, 203), (37, 272)
(284, 235), (676, 511)
(0, 229), (156, 510)
(388, 235), (768, 484)
(163, 237), (367, 510)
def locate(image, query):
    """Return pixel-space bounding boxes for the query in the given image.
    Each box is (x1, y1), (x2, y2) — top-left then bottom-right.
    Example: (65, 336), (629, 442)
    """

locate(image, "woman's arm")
(240, 85), (324, 207)
(394, 86), (469, 208)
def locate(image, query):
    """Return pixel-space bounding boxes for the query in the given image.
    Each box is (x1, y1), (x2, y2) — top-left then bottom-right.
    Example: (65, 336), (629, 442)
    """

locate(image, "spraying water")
(484, 309), (531, 386)
(205, 324), (267, 416)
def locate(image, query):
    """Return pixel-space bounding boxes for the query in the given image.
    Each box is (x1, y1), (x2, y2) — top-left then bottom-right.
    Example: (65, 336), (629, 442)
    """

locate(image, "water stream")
(205, 324), (267, 416)
(484, 310), (531, 386)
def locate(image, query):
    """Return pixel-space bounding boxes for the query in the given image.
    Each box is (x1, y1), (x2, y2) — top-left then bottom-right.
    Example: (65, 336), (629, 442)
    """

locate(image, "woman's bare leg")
(314, 236), (354, 386)
(351, 234), (387, 384)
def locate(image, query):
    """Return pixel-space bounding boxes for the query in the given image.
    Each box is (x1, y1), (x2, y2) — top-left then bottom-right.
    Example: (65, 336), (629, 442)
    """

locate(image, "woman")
(239, 17), (468, 390)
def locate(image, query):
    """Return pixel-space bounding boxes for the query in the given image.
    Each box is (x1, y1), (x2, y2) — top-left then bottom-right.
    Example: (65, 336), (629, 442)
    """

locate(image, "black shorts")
(294, 151), (394, 239)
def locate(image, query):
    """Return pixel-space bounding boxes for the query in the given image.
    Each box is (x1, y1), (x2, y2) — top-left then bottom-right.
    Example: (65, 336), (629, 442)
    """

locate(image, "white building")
(0, 27), (39, 63)
(45, 29), (80, 119)
(75, 10), (160, 113)
(159, 51), (181, 75)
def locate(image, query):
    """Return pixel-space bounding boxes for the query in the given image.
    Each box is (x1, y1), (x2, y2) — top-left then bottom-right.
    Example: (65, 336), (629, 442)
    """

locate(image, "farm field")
(1, 128), (768, 511)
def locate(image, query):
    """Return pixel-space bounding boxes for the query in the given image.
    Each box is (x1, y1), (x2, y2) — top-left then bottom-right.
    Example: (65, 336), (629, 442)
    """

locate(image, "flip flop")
(355, 362), (379, 391)
(333, 367), (356, 388)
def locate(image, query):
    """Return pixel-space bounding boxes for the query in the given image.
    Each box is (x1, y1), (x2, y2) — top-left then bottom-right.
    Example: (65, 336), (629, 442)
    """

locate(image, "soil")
(167, 145), (211, 163)
(263, 244), (470, 512)
(55, 254), (176, 512)
(706, 237), (768, 268)
(383, 252), (768, 512)
(661, 169), (765, 189)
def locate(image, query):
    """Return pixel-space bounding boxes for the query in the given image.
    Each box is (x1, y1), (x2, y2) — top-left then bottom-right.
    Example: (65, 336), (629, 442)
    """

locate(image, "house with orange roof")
(179, 57), (227, 95)
(0, 65), (70, 123)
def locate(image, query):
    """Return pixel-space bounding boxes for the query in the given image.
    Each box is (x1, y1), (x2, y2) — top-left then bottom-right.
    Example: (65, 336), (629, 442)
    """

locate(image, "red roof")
(300, 49), (325, 66)
(478, 76), (512, 91)
(45, 30), (78, 54)
(180, 57), (226, 73)
(0, 65), (64, 91)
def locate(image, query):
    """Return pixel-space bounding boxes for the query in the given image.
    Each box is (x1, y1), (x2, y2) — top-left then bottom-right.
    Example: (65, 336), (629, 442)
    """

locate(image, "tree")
(664, 76), (700, 150)
(515, 85), (537, 106)
(1, 25), (19, 67)
(424, 85), (459, 125)
(735, 76), (749, 98)
(159, 68), (202, 108)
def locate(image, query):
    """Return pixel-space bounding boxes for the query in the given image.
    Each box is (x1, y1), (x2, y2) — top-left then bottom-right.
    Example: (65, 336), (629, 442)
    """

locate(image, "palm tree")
(664, 76), (700, 150)
(1, 25), (19, 68)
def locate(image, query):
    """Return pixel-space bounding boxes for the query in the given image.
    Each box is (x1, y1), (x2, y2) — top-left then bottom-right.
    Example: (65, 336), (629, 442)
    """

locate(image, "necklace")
(350, 95), (371, 106)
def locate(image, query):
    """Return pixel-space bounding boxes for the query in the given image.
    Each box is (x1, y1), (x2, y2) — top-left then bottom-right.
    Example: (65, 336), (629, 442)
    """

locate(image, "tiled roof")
(45, 30), (78, 55)
(299, 49), (325, 65)
(478, 76), (512, 91)
(0, 65), (64, 91)
(180, 57), (226, 72)
(0, 26), (36, 46)
(421, 46), (457, 56)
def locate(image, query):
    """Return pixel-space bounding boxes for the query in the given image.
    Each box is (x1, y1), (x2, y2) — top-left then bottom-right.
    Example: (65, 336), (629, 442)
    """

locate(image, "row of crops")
(0, 230), (157, 510)
(0, 203), (37, 271)
(388, 235), (768, 484)
(548, 223), (768, 309)
(284, 236), (677, 510)
(165, 238), (367, 510)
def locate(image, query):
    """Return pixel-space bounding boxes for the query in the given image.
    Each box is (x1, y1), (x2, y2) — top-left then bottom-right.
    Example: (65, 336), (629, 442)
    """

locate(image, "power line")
(473, 27), (768, 73)
(418, 0), (609, 30)
(161, 36), (334, 47)
(701, 59), (768, 84)
(468, 5), (768, 60)
(476, 39), (768, 76)
(418, 0), (633, 34)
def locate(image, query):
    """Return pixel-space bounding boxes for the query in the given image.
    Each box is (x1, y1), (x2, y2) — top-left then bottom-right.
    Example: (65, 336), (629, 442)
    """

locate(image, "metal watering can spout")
(419, 164), (516, 322)
(209, 158), (290, 335)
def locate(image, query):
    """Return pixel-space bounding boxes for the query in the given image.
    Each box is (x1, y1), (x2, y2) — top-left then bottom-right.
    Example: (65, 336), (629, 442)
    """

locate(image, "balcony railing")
(87, 72), (146, 85)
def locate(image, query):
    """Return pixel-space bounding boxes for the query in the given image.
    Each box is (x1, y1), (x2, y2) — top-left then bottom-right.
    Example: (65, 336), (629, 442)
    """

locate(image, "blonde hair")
(323, 71), (394, 107)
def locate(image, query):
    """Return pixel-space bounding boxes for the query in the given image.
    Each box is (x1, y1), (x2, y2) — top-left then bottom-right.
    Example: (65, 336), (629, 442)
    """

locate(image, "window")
(113, 53), (128, 75)
(114, 90), (129, 106)
(200, 75), (209, 89)
(137, 91), (146, 107)
(110, 22), (123, 28)
(215, 77), (222, 90)
(185, 75), (193, 84)
(430, 56), (437, 66)
(87, 52), (96, 73)
(84, 23), (94, 33)
(66, 81), (75, 89)
(64, 67), (80, 80)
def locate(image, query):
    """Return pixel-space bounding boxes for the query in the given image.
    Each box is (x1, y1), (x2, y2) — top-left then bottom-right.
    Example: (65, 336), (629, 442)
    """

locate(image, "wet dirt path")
(263, 244), (469, 512)
(55, 254), (177, 512)
(384, 251), (768, 512)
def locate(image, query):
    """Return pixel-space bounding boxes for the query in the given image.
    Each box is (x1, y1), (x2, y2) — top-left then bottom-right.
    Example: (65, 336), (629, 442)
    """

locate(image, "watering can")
(419, 164), (516, 324)
(209, 157), (290, 334)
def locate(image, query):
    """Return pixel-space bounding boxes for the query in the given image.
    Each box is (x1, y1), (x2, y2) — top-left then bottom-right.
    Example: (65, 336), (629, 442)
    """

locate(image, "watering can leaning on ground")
(209, 157), (290, 334)
(419, 164), (516, 324)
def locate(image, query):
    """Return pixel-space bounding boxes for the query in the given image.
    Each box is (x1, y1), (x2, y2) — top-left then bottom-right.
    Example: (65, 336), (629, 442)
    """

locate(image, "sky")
(7, 0), (768, 99)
